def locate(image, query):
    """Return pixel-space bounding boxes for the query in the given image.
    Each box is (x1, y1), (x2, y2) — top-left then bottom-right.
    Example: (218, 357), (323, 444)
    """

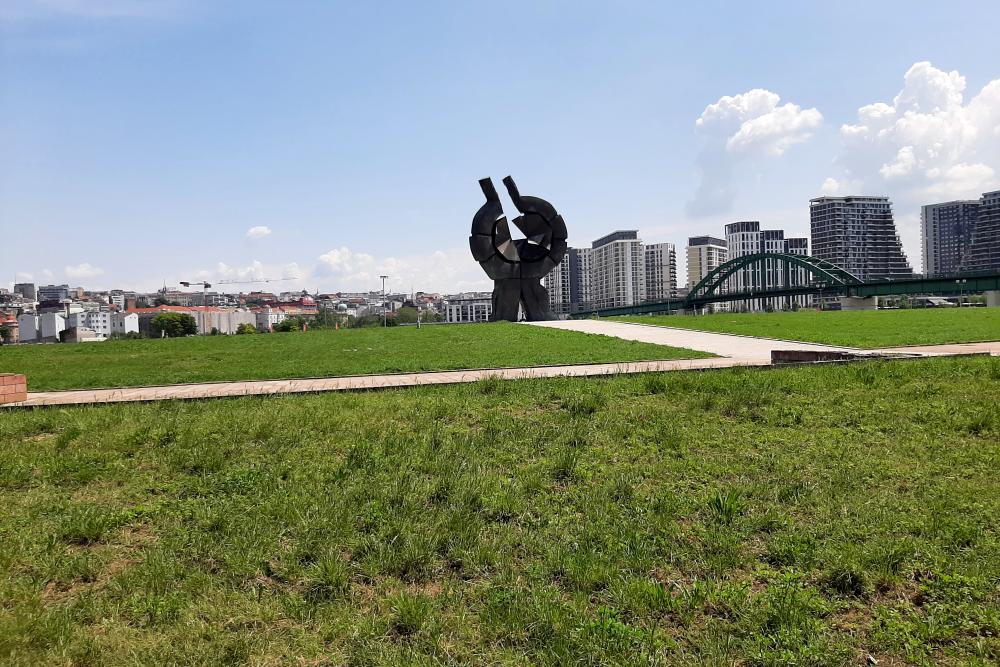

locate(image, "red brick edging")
(0, 374), (27, 404)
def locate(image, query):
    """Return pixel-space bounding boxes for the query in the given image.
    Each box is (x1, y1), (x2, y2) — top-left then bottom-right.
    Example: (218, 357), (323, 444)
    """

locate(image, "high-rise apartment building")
(723, 221), (810, 310)
(921, 200), (979, 277)
(543, 246), (593, 314)
(809, 196), (913, 281)
(644, 242), (677, 302)
(567, 247), (593, 312)
(543, 254), (572, 314)
(686, 236), (728, 288)
(963, 190), (1000, 273)
(590, 230), (645, 310)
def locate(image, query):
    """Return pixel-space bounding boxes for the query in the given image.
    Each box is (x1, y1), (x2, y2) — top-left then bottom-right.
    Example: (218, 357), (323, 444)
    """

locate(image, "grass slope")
(0, 323), (710, 392)
(618, 308), (1000, 348)
(1, 356), (998, 665)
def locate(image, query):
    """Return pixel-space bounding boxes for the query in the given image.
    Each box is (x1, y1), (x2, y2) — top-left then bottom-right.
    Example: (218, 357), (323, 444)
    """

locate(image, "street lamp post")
(380, 275), (388, 327)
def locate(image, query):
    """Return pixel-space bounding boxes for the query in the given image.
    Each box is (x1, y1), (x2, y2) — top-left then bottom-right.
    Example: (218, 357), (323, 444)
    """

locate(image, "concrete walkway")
(7, 357), (752, 408)
(526, 319), (861, 361)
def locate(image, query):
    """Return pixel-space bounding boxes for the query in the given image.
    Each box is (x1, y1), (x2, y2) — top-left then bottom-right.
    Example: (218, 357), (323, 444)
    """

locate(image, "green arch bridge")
(573, 252), (1000, 317)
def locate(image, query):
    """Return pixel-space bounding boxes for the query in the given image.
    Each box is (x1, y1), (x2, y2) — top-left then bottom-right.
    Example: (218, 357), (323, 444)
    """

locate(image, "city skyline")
(3, 1), (1000, 293)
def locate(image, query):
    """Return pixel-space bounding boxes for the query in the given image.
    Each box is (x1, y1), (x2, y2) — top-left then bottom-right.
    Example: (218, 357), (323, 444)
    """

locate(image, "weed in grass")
(822, 563), (868, 598)
(764, 533), (817, 568)
(57, 505), (122, 546)
(776, 479), (815, 504)
(54, 426), (82, 451)
(643, 374), (669, 395)
(390, 592), (432, 637)
(476, 375), (510, 396)
(551, 447), (581, 483)
(708, 489), (745, 524)
(303, 556), (350, 603)
(560, 388), (607, 416)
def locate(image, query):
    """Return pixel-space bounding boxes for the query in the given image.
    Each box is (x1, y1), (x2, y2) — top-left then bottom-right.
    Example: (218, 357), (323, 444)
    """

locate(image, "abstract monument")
(469, 176), (568, 321)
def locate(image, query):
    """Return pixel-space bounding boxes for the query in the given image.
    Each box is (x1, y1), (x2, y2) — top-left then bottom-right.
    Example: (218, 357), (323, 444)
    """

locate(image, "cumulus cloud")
(826, 61), (1000, 201)
(216, 260), (266, 282)
(245, 225), (272, 239)
(822, 61), (1000, 270)
(688, 89), (822, 217)
(65, 262), (104, 279)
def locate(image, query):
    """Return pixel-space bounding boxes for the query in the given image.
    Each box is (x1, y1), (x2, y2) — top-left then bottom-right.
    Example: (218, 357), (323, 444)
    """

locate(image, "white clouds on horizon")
(245, 225), (272, 239)
(687, 88), (822, 217)
(65, 262), (105, 279)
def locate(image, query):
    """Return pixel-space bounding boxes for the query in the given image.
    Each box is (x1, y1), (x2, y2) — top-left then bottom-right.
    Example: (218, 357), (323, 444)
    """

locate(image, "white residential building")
(255, 306), (287, 332)
(542, 246), (593, 314)
(543, 255), (572, 315)
(111, 312), (140, 335)
(686, 236), (728, 288)
(724, 221), (810, 311)
(590, 231), (645, 310)
(39, 312), (66, 341)
(67, 311), (112, 338)
(445, 296), (492, 323)
(644, 242), (677, 302)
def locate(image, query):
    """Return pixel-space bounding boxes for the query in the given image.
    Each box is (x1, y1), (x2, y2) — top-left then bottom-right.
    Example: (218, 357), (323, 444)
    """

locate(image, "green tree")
(151, 312), (198, 337)
(235, 323), (257, 335)
(273, 316), (306, 332)
(395, 307), (419, 324)
(0, 326), (10, 344)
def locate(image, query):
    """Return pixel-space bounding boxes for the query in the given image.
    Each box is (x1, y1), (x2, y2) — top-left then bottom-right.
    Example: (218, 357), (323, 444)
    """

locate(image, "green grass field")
(618, 308), (1000, 348)
(0, 323), (709, 392)
(2, 356), (998, 665)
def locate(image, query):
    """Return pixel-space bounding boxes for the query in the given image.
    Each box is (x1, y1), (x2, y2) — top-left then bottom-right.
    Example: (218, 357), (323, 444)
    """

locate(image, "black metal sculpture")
(469, 176), (567, 321)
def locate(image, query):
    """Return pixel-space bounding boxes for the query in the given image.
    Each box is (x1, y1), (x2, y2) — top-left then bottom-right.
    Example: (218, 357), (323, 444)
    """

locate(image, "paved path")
(876, 341), (1000, 356)
(525, 319), (861, 361)
(5, 321), (995, 408)
(8, 357), (753, 408)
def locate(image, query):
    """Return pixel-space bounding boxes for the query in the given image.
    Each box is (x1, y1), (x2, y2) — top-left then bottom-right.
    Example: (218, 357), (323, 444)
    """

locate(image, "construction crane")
(217, 277), (296, 285)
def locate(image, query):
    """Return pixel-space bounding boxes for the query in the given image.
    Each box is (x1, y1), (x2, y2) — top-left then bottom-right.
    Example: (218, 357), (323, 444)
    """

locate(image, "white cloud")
(823, 61), (1000, 269)
(65, 262), (104, 279)
(696, 88), (823, 157)
(688, 88), (822, 217)
(216, 260), (266, 282)
(314, 246), (487, 293)
(41, 268), (54, 280)
(245, 225), (272, 239)
(14, 272), (33, 282)
(827, 61), (1000, 201)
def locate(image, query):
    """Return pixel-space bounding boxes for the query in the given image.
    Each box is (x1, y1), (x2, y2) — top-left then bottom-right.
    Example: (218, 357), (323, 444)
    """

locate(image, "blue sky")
(3, 0), (999, 293)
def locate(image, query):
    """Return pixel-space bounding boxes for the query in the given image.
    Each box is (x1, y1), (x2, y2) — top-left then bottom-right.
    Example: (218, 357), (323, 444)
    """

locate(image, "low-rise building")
(445, 295), (492, 323)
